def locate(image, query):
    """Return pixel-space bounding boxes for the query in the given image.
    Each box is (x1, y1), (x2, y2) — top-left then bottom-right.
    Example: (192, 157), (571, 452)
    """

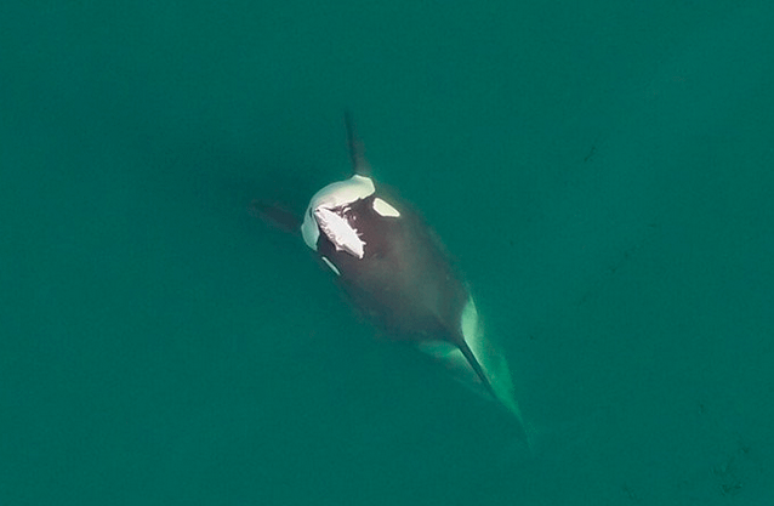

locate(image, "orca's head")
(300, 174), (401, 260)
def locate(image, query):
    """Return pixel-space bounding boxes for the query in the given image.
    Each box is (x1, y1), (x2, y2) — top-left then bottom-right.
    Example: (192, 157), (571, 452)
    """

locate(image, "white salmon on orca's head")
(259, 114), (527, 437)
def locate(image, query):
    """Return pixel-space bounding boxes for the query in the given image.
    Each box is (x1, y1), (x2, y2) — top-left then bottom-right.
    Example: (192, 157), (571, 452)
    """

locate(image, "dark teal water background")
(2, 1), (772, 504)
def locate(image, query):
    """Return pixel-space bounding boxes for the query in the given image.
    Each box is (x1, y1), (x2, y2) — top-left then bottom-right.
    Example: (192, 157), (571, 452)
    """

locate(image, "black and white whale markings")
(256, 114), (525, 432)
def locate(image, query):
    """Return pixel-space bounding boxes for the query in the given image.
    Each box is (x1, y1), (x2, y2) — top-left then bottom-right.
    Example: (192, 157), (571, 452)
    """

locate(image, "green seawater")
(2, 1), (773, 504)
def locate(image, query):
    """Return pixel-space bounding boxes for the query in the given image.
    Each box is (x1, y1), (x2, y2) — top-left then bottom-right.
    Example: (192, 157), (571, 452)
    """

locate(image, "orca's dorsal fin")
(345, 112), (371, 177)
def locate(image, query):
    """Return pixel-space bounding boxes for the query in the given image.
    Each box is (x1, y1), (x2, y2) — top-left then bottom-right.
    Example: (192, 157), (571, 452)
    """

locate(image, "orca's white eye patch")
(372, 197), (400, 217)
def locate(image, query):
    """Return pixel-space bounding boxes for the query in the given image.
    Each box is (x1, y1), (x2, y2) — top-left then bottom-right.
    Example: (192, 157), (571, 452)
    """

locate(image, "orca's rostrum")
(255, 114), (526, 436)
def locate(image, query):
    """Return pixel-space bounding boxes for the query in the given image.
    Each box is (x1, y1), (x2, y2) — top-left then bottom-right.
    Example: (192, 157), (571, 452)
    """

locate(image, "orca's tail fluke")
(344, 111), (371, 177)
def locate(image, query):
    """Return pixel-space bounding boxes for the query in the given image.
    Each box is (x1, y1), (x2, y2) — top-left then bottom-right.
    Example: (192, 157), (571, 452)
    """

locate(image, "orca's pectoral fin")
(250, 199), (302, 235)
(344, 111), (371, 177)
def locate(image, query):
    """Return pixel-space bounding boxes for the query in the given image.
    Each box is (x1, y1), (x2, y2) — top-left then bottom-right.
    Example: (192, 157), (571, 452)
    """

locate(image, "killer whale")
(255, 114), (527, 436)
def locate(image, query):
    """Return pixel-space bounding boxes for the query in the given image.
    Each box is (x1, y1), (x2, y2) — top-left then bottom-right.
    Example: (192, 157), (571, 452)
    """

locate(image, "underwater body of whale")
(255, 114), (526, 435)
